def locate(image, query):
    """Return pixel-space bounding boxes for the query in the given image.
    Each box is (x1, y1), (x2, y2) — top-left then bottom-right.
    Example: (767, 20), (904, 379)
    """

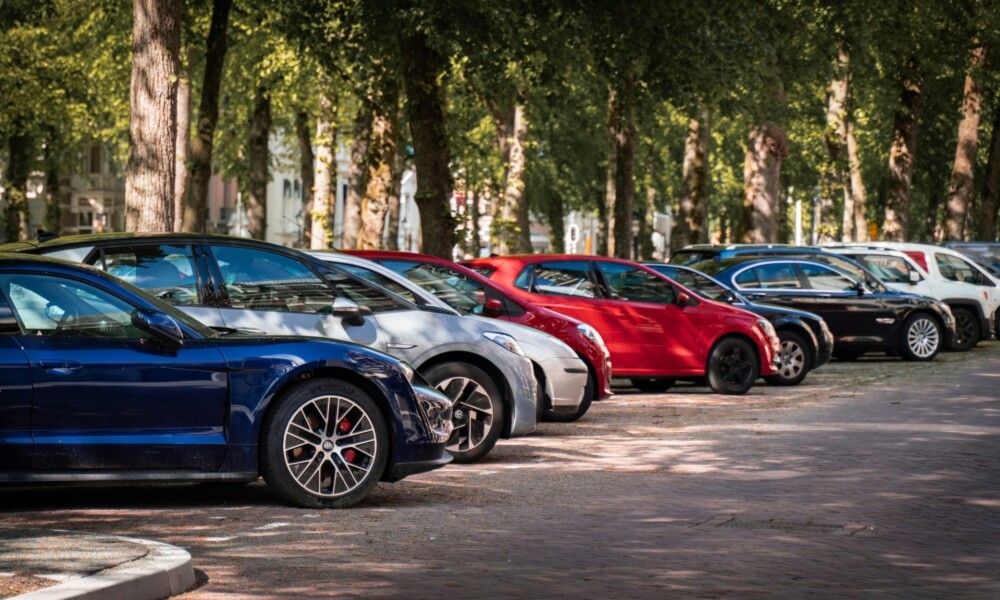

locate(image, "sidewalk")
(0, 528), (193, 600)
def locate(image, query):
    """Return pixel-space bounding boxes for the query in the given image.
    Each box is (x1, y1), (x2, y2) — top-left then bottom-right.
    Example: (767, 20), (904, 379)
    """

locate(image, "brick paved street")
(1, 343), (997, 599)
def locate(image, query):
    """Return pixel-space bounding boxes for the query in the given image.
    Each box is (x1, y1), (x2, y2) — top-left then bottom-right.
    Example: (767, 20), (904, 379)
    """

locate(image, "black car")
(646, 263), (833, 386)
(688, 257), (956, 362)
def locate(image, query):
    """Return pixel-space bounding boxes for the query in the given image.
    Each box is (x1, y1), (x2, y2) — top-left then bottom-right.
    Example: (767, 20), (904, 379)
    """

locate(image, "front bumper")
(540, 356), (589, 413)
(412, 384), (454, 443)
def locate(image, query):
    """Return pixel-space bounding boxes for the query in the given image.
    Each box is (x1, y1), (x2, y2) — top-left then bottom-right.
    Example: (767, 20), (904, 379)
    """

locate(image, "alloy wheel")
(719, 344), (755, 387)
(775, 339), (806, 380)
(907, 317), (940, 359)
(954, 312), (976, 347)
(282, 394), (378, 498)
(437, 376), (495, 454)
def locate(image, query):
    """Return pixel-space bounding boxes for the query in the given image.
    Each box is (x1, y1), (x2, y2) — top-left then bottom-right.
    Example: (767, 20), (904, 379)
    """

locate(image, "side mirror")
(332, 297), (368, 326)
(853, 281), (867, 296)
(725, 293), (736, 304)
(677, 291), (698, 308)
(483, 297), (504, 317)
(131, 308), (184, 348)
(908, 270), (920, 285)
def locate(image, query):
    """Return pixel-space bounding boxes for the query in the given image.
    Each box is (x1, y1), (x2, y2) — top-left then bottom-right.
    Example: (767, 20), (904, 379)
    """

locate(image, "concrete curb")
(14, 534), (194, 600)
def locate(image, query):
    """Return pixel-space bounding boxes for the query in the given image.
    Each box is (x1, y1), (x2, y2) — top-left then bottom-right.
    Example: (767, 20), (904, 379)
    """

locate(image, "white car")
(13, 233), (540, 464)
(306, 251), (589, 423)
(828, 243), (1000, 350)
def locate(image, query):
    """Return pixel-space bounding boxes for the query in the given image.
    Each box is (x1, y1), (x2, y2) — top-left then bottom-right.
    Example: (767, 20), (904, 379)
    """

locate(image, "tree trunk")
(739, 123), (788, 243)
(494, 103), (531, 254)
(822, 42), (849, 242)
(174, 45), (191, 232)
(183, 0), (232, 233)
(673, 104), (710, 250)
(944, 45), (986, 241)
(884, 60), (922, 242)
(602, 87), (617, 257)
(981, 106), (1000, 241)
(43, 139), (61, 234)
(846, 118), (868, 241)
(384, 128), (405, 250)
(609, 76), (636, 259)
(4, 132), (32, 242)
(358, 81), (400, 250)
(310, 94), (336, 249)
(125, 0), (181, 232)
(399, 30), (454, 258)
(925, 190), (942, 242)
(296, 110), (314, 247)
(342, 103), (372, 250)
(246, 87), (270, 241)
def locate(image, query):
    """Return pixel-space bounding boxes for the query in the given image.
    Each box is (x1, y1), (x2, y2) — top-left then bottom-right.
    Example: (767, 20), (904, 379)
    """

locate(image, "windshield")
(669, 249), (719, 265)
(380, 260), (487, 315)
(648, 265), (732, 302)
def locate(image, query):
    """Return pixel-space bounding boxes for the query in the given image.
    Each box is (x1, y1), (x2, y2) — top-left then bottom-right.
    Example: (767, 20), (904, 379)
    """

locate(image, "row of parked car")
(0, 233), (995, 509)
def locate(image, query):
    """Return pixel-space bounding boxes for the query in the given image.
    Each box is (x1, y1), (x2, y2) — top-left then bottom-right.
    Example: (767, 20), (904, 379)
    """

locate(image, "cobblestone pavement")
(1, 343), (998, 599)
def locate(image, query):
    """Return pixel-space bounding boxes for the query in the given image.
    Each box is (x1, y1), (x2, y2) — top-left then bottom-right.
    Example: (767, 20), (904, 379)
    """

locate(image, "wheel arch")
(706, 332), (762, 373)
(256, 367), (399, 480)
(940, 299), (988, 338)
(415, 351), (515, 438)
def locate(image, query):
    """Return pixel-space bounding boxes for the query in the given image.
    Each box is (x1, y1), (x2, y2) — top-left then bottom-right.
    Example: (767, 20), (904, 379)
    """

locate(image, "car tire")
(424, 362), (505, 463)
(544, 370), (594, 423)
(260, 379), (388, 509)
(950, 307), (979, 351)
(630, 378), (675, 393)
(833, 349), (865, 361)
(899, 313), (942, 361)
(763, 330), (810, 386)
(707, 337), (758, 395)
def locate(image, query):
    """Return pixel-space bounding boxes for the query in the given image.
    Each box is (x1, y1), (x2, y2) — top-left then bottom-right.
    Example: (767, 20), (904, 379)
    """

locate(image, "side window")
(597, 262), (676, 303)
(734, 268), (760, 288)
(935, 253), (986, 285)
(799, 263), (856, 291)
(381, 260), (487, 315)
(859, 255), (912, 284)
(754, 263), (801, 289)
(209, 246), (334, 313)
(96, 245), (200, 306)
(0, 274), (141, 338)
(530, 262), (598, 298)
(335, 263), (421, 305)
(323, 267), (406, 314)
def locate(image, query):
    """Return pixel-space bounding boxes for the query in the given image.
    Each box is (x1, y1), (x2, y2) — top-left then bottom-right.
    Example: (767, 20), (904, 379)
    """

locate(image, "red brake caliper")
(338, 418), (355, 463)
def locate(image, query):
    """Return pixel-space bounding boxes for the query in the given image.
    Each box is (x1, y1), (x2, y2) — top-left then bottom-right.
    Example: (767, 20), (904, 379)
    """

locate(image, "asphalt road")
(1, 343), (998, 599)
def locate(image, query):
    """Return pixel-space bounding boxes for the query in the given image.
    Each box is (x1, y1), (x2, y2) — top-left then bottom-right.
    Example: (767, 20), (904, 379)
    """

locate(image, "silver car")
(16, 234), (538, 464)
(307, 251), (589, 420)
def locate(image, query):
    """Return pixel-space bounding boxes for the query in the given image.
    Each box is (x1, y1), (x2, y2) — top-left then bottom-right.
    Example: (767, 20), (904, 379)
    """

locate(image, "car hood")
(467, 316), (578, 360)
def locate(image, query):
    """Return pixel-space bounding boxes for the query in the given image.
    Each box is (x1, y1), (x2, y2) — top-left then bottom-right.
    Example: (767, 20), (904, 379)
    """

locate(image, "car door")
(794, 262), (893, 344)
(203, 244), (384, 350)
(87, 243), (225, 326)
(0, 272), (230, 471)
(514, 260), (628, 362)
(0, 298), (32, 469)
(593, 261), (702, 375)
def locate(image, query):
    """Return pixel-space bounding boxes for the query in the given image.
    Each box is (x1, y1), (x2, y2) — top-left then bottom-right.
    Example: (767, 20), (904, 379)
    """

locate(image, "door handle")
(37, 360), (82, 374)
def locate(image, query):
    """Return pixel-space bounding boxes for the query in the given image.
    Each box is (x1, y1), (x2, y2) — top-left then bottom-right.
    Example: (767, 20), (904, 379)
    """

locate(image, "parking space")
(1, 342), (998, 598)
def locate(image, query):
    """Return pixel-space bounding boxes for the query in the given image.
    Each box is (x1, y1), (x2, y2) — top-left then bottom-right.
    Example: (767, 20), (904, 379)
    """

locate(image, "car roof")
(0, 231), (249, 253)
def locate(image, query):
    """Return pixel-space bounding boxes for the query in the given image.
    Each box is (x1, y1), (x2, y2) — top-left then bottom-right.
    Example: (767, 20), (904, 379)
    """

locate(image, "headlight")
(413, 386), (453, 443)
(757, 318), (777, 339)
(577, 323), (607, 349)
(483, 331), (525, 356)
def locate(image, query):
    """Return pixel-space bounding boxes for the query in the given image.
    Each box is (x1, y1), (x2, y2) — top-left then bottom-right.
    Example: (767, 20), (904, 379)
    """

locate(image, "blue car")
(0, 254), (453, 508)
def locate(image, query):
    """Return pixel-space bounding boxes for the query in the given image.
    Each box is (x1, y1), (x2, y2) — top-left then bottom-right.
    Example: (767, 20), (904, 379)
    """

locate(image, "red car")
(465, 255), (781, 395)
(346, 250), (613, 421)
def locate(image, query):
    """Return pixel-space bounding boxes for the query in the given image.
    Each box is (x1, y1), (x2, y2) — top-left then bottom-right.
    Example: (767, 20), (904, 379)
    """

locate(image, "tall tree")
(739, 122), (788, 243)
(982, 106), (1000, 241)
(400, 29), (455, 258)
(342, 103), (371, 249)
(310, 92), (337, 249)
(183, 0), (233, 233)
(295, 109), (315, 245)
(245, 86), (270, 240)
(358, 80), (401, 249)
(883, 58), (922, 241)
(944, 45), (987, 241)
(673, 104), (710, 249)
(125, 0), (181, 232)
